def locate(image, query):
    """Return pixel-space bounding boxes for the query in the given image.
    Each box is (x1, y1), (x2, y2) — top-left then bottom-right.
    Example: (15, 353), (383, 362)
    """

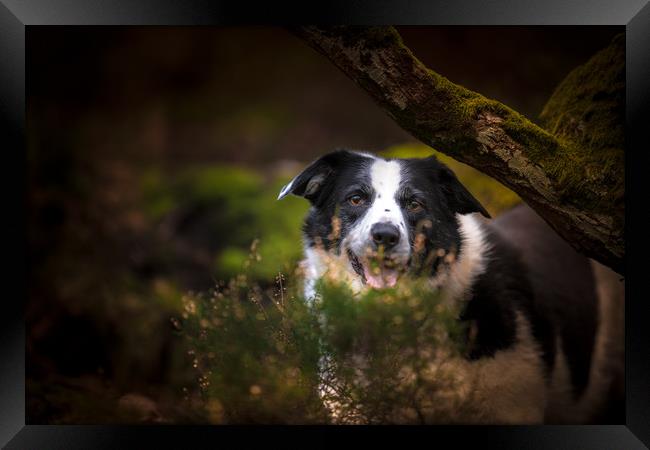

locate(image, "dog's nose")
(371, 223), (401, 250)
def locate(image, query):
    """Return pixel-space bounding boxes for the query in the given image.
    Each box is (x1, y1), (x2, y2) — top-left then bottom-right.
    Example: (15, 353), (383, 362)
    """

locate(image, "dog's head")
(278, 150), (490, 289)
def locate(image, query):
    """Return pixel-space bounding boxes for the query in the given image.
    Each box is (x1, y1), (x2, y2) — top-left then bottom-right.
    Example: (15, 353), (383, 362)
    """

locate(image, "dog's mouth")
(346, 248), (406, 289)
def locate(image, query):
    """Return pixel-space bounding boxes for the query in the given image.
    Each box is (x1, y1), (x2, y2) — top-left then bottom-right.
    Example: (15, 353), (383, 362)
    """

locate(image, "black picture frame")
(2, 1), (649, 448)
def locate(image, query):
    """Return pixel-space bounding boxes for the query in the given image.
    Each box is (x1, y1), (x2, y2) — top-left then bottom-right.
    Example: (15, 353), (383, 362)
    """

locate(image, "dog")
(278, 149), (624, 424)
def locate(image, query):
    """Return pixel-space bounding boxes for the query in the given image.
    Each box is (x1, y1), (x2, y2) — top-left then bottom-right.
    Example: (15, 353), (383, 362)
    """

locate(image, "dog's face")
(278, 150), (489, 289)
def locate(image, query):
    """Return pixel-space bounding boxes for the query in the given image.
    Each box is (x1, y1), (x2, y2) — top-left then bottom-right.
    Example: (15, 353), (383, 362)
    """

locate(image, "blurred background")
(27, 26), (621, 423)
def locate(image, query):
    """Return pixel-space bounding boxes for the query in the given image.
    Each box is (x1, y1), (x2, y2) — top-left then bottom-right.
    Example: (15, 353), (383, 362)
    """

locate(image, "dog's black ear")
(437, 162), (491, 218)
(277, 150), (354, 203)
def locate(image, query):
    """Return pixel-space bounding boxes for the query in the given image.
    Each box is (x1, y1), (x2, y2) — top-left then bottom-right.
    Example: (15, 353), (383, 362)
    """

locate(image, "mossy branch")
(291, 26), (624, 275)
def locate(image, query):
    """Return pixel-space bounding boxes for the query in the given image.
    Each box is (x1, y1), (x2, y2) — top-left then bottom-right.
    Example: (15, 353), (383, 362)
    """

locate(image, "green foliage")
(179, 247), (472, 424)
(141, 165), (308, 281)
(315, 278), (468, 424)
(178, 270), (327, 424)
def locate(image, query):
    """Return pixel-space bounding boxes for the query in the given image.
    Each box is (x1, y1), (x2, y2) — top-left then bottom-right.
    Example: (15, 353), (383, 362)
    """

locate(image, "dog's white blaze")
(368, 158), (405, 230)
(344, 158), (410, 258)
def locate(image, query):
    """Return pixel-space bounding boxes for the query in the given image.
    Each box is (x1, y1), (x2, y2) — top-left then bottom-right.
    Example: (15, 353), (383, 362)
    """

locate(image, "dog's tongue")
(363, 265), (398, 289)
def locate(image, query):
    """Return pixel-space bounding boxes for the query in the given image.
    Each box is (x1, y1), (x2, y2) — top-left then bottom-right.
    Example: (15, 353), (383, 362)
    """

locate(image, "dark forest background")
(27, 26), (621, 423)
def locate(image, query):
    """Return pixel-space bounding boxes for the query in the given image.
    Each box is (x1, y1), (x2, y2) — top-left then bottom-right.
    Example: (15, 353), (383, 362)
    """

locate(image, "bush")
(177, 244), (480, 424)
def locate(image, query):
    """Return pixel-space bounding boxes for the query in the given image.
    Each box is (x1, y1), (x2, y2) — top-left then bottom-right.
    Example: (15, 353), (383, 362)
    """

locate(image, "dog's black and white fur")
(278, 150), (624, 424)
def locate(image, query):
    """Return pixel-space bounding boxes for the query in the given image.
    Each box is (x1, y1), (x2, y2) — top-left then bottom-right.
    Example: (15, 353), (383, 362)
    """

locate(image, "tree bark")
(291, 26), (624, 275)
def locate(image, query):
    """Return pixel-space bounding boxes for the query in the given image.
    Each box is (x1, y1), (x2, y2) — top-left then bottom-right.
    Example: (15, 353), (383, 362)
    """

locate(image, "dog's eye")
(407, 199), (423, 212)
(348, 194), (365, 206)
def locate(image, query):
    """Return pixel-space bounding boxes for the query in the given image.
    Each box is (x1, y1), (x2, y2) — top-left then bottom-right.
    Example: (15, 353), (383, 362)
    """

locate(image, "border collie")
(278, 149), (624, 424)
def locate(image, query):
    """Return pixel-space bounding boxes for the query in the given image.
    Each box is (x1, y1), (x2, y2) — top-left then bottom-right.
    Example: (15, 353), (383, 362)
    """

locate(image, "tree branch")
(291, 26), (624, 275)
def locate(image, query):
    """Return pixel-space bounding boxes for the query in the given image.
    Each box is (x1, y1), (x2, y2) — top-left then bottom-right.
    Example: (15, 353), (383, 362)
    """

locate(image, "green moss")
(541, 34), (624, 151)
(538, 33), (625, 210)
(417, 66), (564, 176)
(440, 32), (624, 212)
(389, 28), (623, 213)
(444, 87), (563, 168)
